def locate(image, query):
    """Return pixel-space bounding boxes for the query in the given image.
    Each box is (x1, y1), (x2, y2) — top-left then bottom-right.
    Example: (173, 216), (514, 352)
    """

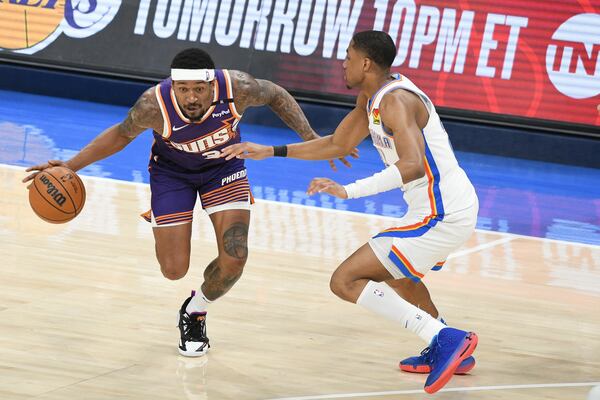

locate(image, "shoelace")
(181, 314), (208, 342)
(419, 347), (433, 363)
(429, 334), (451, 368)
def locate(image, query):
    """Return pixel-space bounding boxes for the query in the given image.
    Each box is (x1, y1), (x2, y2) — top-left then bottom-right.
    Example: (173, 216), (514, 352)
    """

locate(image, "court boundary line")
(5, 163), (598, 249)
(6, 172), (599, 396)
(264, 381), (600, 400)
(447, 236), (516, 259)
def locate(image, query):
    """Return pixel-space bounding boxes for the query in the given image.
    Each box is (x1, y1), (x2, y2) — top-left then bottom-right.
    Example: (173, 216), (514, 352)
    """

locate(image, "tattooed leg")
(201, 257), (243, 300)
(203, 211), (250, 301)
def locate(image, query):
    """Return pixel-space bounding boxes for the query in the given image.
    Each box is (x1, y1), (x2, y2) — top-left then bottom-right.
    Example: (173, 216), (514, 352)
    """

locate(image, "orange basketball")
(29, 166), (86, 223)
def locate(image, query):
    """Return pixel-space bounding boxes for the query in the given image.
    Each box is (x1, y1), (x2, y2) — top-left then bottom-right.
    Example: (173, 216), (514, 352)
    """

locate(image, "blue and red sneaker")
(423, 328), (478, 394)
(399, 347), (475, 374)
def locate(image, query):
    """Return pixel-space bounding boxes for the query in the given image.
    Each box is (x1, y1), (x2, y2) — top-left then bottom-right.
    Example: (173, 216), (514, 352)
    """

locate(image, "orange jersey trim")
(380, 156), (438, 234)
(155, 210), (194, 222)
(155, 85), (172, 138)
(391, 245), (424, 279)
(223, 69), (242, 119)
(202, 187), (250, 205)
(201, 179), (248, 198)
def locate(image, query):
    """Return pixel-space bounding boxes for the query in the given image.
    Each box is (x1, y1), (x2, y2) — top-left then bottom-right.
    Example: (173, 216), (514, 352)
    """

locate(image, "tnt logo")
(545, 13), (600, 99)
(0, 0), (121, 54)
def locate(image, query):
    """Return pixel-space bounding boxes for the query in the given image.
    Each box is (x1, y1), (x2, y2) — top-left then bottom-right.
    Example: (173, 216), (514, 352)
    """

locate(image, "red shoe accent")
(399, 364), (431, 373)
(399, 358), (475, 375)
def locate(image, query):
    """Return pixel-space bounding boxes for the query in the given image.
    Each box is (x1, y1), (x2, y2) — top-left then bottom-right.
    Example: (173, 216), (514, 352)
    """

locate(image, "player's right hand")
(307, 177), (348, 199)
(22, 160), (66, 183)
(221, 142), (273, 161)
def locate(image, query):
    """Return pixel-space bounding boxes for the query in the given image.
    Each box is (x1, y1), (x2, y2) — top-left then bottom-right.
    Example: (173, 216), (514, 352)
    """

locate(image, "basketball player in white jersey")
(221, 30), (479, 394)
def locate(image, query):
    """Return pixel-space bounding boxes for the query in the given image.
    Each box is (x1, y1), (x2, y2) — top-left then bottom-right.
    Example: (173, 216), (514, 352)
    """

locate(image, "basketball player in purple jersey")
(23, 48), (354, 357)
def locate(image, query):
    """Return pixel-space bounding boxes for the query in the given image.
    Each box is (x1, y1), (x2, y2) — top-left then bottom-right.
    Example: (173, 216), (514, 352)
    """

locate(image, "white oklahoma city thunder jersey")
(367, 74), (477, 217)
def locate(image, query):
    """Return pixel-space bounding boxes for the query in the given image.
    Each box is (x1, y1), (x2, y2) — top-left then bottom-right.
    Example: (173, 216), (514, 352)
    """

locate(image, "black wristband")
(273, 145), (288, 157)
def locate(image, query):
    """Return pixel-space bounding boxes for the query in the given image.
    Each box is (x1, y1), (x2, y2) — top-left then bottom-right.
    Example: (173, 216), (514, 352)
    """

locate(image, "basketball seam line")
(46, 169), (81, 214)
(31, 181), (71, 222)
(74, 174), (86, 216)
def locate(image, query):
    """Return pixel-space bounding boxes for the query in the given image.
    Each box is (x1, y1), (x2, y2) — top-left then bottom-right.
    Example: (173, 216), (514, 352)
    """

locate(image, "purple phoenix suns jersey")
(151, 69), (243, 171)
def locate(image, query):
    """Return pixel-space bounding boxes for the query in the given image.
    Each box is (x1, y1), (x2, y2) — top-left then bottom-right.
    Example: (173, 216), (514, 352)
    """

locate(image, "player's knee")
(158, 257), (189, 280)
(156, 249), (190, 280)
(161, 264), (187, 280)
(329, 273), (350, 300)
(218, 254), (247, 278)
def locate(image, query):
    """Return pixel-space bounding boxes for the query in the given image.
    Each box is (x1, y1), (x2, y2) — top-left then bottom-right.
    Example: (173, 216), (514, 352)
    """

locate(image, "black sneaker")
(178, 291), (210, 357)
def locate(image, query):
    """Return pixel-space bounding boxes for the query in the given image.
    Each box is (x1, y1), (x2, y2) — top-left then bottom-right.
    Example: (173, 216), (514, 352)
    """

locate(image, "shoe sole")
(399, 357), (475, 375)
(454, 357), (475, 375)
(424, 332), (478, 394)
(178, 347), (209, 357)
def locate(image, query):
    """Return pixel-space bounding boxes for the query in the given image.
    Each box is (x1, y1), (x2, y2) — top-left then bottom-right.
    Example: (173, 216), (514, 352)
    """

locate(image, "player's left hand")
(327, 147), (360, 171)
(22, 159), (67, 183)
(307, 177), (348, 199)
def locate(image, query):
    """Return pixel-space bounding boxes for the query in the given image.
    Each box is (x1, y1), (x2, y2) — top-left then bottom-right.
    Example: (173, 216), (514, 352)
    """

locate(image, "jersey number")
(203, 150), (221, 159)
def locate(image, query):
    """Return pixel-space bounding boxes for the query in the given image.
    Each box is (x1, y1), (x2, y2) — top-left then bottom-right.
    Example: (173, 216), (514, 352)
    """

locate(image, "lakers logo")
(0, 0), (65, 50)
(372, 108), (381, 125)
(0, 0), (122, 54)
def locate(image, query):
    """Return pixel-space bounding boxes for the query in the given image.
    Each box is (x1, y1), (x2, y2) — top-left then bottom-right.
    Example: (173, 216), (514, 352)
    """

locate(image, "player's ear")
(363, 57), (371, 72)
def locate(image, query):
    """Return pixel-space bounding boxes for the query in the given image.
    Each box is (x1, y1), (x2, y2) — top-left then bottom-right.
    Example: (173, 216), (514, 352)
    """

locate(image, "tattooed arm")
(23, 87), (162, 182)
(221, 92), (368, 164)
(231, 70), (318, 141)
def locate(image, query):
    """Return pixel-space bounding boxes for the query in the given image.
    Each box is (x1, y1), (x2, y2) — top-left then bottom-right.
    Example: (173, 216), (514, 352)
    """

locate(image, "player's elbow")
(412, 165), (426, 182)
(116, 124), (136, 145)
(401, 161), (426, 183)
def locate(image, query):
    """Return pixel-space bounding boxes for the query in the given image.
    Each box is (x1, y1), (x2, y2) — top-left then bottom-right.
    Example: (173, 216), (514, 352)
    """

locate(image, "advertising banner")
(1, 0), (599, 130)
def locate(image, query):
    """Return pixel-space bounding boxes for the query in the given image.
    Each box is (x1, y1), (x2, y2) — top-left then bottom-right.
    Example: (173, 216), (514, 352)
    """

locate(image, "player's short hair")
(351, 31), (397, 69)
(171, 48), (215, 69)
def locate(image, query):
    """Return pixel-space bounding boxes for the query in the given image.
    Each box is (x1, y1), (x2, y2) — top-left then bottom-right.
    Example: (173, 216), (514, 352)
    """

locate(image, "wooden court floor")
(1, 165), (599, 400)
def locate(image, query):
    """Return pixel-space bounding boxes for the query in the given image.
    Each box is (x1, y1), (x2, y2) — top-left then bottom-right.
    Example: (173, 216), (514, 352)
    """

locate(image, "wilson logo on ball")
(39, 174), (67, 206)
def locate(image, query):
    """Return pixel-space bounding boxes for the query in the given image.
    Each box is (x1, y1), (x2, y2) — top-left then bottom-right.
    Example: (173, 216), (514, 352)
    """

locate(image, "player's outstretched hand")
(307, 177), (348, 199)
(22, 160), (67, 183)
(328, 147), (360, 171)
(221, 142), (273, 161)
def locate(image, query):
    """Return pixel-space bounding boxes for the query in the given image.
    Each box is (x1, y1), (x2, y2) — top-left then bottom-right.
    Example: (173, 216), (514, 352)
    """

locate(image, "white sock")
(186, 289), (212, 314)
(356, 280), (446, 343)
